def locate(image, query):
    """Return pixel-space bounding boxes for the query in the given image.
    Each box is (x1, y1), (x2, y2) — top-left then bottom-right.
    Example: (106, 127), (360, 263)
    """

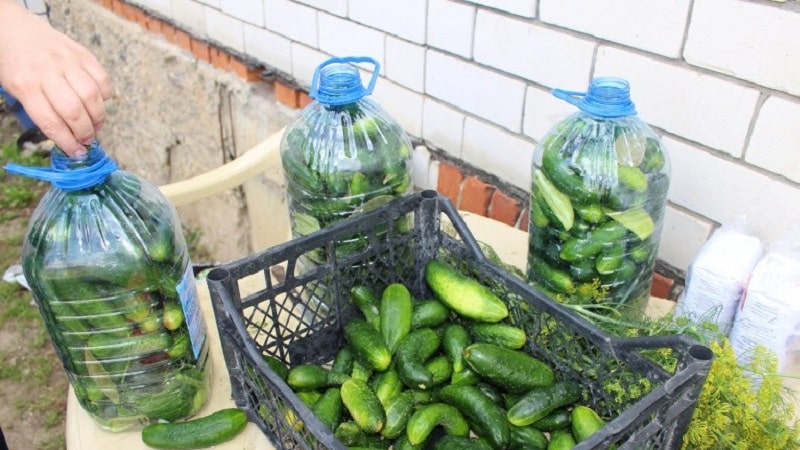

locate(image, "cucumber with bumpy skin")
(141, 408), (248, 449)
(425, 260), (508, 323)
(463, 343), (555, 393)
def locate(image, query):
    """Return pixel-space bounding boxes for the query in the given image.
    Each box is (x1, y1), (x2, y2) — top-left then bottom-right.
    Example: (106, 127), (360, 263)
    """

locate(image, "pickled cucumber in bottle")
(527, 78), (670, 313)
(4, 143), (211, 431)
(280, 56), (413, 263)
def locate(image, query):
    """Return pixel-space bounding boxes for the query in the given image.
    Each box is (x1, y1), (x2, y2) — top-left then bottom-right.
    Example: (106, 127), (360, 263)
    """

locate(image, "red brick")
(210, 47), (231, 71)
(190, 39), (211, 63)
(132, 7), (147, 27)
(299, 91), (314, 108)
(144, 15), (163, 35)
(161, 23), (177, 44)
(98, 0), (112, 9)
(110, 0), (124, 16)
(488, 189), (522, 227)
(230, 57), (262, 82)
(274, 81), (300, 108)
(650, 272), (675, 299)
(437, 163), (463, 207)
(121, 2), (139, 21)
(459, 176), (495, 216)
(517, 208), (529, 232)
(174, 29), (192, 53)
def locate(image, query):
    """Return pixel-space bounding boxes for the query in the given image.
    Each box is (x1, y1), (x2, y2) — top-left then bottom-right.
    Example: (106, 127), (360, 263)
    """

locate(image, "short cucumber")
(468, 323), (527, 350)
(425, 260), (508, 323)
(372, 364), (404, 406)
(424, 355), (452, 387)
(438, 384), (510, 450)
(411, 299), (451, 329)
(531, 407), (571, 431)
(381, 391), (416, 439)
(443, 324), (471, 374)
(509, 424), (548, 450)
(340, 378), (385, 434)
(344, 318), (392, 372)
(311, 387), (343, 431)
(547, 429), (577, 450)
(571, 405), (605, 443)
(380, 283), (413, 354)
(89, 331), (172, 360)
(261, 353), (289, 381)
(141, 408), (248, 449)
(350, 285), (381, 330)
(331, 345), (355, 375)
(286, 364), (349, 391)
(432, 435), (493, 450)
(406, 403), (470, 446)
(463, 343), (555, 393)
(507, 381), (582, 427)
(396, 328), (441, 390)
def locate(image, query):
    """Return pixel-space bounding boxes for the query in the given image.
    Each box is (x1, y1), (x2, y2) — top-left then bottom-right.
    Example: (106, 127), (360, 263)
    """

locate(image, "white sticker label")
(176, 264), (206, 360)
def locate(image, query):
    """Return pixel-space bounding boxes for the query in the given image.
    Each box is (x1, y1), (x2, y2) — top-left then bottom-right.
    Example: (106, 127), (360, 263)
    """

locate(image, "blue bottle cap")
(552, 77), (637, 118)
(309, 56), (381, 106)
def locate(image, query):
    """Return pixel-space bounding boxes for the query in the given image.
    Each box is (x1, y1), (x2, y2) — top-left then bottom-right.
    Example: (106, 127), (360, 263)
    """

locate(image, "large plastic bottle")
(4, 143), (210, 431)
(280, 56), (413, 263)
(527, 78), (671, 313)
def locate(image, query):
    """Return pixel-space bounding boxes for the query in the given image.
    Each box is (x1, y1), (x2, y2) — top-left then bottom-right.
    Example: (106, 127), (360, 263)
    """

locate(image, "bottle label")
(176, 264), (206, 360)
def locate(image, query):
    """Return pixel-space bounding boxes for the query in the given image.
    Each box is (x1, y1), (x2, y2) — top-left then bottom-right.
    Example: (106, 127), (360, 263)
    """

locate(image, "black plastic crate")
(207, 190), (713, 450)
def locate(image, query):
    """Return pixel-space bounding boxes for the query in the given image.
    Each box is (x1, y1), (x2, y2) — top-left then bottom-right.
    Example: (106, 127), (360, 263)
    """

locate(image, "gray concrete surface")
(48, 0), (296, 262)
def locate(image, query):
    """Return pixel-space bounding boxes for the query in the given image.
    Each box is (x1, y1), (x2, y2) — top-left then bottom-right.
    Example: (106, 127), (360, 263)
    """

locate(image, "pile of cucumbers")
(528, 116), (670, 311)
(261, 259), (607, 449)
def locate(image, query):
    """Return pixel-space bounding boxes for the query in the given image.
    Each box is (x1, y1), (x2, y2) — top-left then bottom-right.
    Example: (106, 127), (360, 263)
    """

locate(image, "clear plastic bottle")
(280, 56), (413, 263)
(5, 143), (210, 431)
(527, 78), (671, 313)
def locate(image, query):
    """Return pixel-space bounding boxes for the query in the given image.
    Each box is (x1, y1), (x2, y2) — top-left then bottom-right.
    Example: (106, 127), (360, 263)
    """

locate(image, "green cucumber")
(507, 381), (582, 426)
(88, 331), (172, 360)
(381, 391), (416, 439)
(443, 324), (471, 373)
(286, 364), (349, 391)
(547, 429), (577, 450)
(463, 343), (555, 393)
(311, 387), (343, 431)
(424, 355), (453, 387)
(335, 421), (364, 446)
(350, 285), (381, 330)
(439, 384), (510, 450)
(344, 318), (392, 372)
(605, 207), (654, 240)
(531, 408), (571, 431)
(162, 301), (185, 331)
(450, 367), (481, 386)
(529, 258), (574, 294)
(331, 345), (355, 375)
(411, 299), (451, 329)
(396, 328), (441, 390)
(468, 323), (527, 350)
(571, 405), (605, 443)
(509, 425), (548, 450)
(141, 408), (248, 449)
(432, 435), (493, 450)
(532, 169), (574, 231)
(380, 283), (413, 354)
(373, 364), (404, 406)
(617, 165), (648, 192)
(406, 403), (470, 445)
(341, 378), (385, 434)
(425, 260), (508, 323)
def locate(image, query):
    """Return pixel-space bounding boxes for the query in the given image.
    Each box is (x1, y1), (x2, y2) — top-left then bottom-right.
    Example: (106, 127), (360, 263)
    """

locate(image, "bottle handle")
(551, 89), (586, 108)
(309, 56), (381, 100)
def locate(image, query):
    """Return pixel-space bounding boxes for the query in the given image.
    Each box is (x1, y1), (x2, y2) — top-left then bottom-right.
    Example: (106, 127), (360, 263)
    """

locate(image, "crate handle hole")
(689, 344), (713, 362)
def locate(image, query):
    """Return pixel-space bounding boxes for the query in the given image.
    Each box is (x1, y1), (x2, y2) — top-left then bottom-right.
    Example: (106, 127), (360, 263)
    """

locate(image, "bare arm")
(0, 0), (111, 157)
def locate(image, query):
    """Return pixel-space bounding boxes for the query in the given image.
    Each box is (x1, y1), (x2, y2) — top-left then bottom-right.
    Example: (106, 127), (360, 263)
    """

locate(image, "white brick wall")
(474, 10), (595, 90)
(462, 118), (536, 190)
(169, 0), (205, 36)
(151, 0), (800, 272)
(372, 79), (424, 137)
(348, 0), (427, 44)
(422, 98), (465, 157)
(426, 50), (526, 132)
(244, 24), (292, 75)
(204, 7), (245, 52)
(264, 0), (318, 48)
(595, 46), (760, 157)
(685, 0), (800, 98)
(384, 37), (426, 92)
(318, 13), (385, 66)
(462, 0), (537, 18)
(427, 0), (476, 58)
(666, 136), (800, 245)
(539, 0), (691, 58)
(746, 96), (800, 184)
(222, 1), (265, 27)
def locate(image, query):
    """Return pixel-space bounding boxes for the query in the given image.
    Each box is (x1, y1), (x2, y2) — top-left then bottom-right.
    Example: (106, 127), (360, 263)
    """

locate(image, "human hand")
(0, 1), (111, 157)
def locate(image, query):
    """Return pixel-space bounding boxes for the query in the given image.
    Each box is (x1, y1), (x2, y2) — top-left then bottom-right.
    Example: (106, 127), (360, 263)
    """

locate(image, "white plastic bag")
(729, 227), (800, 373)
(675, 217), (763, 336)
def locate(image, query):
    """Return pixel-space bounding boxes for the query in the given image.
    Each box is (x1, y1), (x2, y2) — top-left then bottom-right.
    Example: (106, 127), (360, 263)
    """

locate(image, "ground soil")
(0, 107), (69, 450)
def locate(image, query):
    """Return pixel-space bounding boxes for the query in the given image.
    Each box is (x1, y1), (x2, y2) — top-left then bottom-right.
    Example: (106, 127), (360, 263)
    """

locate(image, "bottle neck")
(552, 77), (637, 118)
(3, 141), (118, 191)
